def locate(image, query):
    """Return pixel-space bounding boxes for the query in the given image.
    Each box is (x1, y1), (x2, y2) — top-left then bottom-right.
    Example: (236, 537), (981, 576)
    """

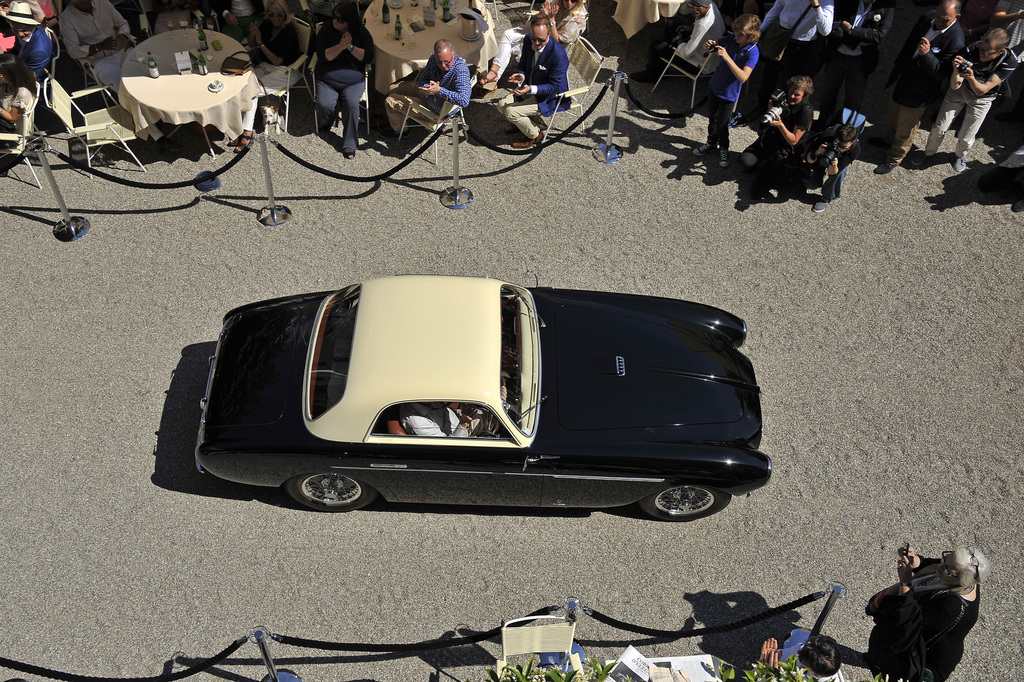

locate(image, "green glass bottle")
(382, 1), (390, 23)
(146, 51), (159, 78)
(394, 13), (402, 39)
(198, 26), (208, 50)
(441, 0), (450, 21)
(197, 51), (208, 75)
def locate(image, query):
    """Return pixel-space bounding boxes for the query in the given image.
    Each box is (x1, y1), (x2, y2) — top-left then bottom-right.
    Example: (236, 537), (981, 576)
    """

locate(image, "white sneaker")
(719, 149), (730, 167)
(952, 156), (967, 173)
(693, 142), (715, 156)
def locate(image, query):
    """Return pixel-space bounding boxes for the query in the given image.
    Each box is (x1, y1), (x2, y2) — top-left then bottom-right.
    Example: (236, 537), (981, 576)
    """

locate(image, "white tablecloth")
(612, 0), (686, 39)
(119, 30), (261, 140)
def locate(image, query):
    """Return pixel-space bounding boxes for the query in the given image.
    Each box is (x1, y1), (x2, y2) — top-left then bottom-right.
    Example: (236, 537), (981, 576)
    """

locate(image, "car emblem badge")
(615, 356), (626, 376)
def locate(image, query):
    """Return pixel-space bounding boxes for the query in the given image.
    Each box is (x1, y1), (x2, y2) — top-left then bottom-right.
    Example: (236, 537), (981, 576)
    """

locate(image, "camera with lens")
(705, 39), (719, 56)
(760, 89), (790, 124)
(817, 138), (842, 168)
(958, 59), (974, 74)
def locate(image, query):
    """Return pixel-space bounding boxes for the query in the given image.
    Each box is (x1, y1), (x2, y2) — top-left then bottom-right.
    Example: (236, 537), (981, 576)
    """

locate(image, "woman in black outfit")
(866, 544), (989, 682)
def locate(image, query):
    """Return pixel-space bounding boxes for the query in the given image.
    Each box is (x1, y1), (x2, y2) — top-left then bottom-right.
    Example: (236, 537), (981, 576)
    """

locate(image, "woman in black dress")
(866, 544), (989, 682)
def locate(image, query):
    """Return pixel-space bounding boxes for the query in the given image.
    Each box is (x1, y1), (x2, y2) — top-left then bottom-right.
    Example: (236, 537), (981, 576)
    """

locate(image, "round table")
(118, 30), (261, 143)
(364, 0), (498, 93)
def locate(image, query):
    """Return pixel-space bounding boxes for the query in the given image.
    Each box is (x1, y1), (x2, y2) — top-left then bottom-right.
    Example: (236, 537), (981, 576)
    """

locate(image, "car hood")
(552, 301), (760, 432)
(205, 303), (304, 429)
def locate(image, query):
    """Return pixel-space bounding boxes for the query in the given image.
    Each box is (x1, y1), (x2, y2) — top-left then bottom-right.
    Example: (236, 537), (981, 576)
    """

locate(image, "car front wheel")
(284, 473), (379, 512)
(638, 485), (730, 521)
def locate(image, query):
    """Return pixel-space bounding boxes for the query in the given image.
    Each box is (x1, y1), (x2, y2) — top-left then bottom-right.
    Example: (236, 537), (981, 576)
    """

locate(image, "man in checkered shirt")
(383, 39), (472, 135)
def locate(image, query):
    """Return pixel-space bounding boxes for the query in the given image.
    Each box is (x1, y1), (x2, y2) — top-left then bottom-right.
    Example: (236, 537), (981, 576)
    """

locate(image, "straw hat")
(5, 1), (40, 25)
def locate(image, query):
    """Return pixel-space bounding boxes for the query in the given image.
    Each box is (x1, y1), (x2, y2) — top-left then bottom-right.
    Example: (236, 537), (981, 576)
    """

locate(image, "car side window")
(372, 402), (513, 440)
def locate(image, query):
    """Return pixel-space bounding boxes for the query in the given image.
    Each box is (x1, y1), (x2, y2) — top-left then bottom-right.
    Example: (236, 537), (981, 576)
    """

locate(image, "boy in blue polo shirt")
(692, 13), (760, 168)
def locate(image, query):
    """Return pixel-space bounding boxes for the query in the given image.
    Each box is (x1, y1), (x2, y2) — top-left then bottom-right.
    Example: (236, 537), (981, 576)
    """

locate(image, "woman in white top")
(0, 53), (35, 141)
(478, 0), (587, 86)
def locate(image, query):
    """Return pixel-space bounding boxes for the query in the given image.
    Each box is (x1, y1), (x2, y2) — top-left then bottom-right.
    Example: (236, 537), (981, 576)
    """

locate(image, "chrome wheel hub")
(302, 474), (362, 506)
(654, 486), (714, 516)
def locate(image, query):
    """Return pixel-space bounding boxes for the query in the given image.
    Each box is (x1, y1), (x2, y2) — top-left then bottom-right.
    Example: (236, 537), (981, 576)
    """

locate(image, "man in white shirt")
(59, 0), (132, 93)
(631, 0), (725, 81)
(399, 402), (473, 437)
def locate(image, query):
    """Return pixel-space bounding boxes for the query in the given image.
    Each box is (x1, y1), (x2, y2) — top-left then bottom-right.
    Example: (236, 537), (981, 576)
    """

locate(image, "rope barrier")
(586, 591), (825, 641)
(0, 636), (247, 682)
(464, 82), (609, 155)
(0, 592), (827, 678)
(50, 146), (250, 189)
(622, 78), (703, 120)
(272, 127), (445, 182)
(272, 606), (559, 652)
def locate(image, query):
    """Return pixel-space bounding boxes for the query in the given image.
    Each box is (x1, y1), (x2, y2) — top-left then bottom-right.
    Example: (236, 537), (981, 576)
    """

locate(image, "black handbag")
(220, 50), (253, 75)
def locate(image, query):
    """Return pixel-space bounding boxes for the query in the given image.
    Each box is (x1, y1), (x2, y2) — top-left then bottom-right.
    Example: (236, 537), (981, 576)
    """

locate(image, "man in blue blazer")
(497, 15), (569, 148)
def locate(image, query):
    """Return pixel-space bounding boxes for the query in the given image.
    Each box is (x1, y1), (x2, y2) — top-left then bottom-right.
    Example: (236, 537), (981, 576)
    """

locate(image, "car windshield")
(500, 285), (540, 436)
(308, 285), (360, 420)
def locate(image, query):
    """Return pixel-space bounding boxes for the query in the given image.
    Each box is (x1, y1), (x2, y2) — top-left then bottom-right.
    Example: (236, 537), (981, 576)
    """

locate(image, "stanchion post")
(440, 117), (473, 209)
(251, 628), (302, 682)
(31, 141), (89, 242)
(808, 582), (845, 638)
(593, 73), (624, 164)
(257, 134), (292, 226)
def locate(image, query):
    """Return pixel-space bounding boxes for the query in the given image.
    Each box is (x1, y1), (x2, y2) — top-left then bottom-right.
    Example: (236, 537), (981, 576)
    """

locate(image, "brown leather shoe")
(512, 133), (542, 149)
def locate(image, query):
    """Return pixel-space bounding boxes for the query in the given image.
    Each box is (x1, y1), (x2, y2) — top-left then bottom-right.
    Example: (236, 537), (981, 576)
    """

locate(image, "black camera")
(817, 139), (842, 168)
(958, 59), (974, 74)
(760, 89), (790, 124)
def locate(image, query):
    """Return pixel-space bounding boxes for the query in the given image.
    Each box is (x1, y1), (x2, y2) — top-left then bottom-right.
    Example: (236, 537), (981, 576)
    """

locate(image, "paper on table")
(174, 50), (192, 73)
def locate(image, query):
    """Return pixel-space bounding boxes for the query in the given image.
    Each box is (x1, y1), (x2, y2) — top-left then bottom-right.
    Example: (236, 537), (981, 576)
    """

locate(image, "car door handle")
(523, 455), (558, 471)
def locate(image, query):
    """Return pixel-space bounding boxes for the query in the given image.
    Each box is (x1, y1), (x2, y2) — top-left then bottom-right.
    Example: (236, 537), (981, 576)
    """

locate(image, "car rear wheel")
(284, 473), (379, 512)
(638, 485), (730, 521)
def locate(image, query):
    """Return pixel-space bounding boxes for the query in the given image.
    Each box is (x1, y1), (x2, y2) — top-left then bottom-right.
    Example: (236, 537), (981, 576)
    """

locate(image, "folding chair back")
(0, 80), (43, 187)
(840, 108), (867, 135)
(542, 36), (603, 141)
(497, 615), (580, 676)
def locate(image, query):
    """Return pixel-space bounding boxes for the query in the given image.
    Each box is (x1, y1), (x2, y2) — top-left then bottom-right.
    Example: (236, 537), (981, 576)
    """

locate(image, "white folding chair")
(46, 76), (146, 174)
(397, 96), (467, 166)
(541, 35), (602, 142)
(652, 46), (718, 108)
(0, 81), (43, 188)
(496, 615), (582, 678)
(264, 17), (313, 133)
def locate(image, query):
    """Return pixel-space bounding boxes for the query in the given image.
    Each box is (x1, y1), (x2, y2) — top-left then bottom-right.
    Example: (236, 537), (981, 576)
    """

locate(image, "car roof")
(305, 275), (507, 442)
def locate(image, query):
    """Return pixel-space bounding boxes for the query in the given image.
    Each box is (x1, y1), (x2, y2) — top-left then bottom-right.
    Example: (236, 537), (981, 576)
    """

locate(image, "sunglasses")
(267, 11), (285, 17)
(530, 36), (547, 43)
(941, 548), (980, 579)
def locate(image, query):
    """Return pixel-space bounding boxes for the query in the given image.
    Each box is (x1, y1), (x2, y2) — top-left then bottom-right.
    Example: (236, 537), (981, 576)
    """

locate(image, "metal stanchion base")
(440, 186), (473, 209)
(53, 217), (89, 242)
(262, 671), (302, 682)
(593, 144), (622, 164)
(259, 206), (293, 226)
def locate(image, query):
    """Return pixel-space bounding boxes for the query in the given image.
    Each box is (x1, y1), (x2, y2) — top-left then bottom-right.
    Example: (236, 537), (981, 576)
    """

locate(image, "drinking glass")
(180, 19), (189, 36)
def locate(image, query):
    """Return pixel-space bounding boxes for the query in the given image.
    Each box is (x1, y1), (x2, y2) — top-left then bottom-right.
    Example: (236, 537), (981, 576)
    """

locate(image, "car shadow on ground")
(152, 341), (279, 505)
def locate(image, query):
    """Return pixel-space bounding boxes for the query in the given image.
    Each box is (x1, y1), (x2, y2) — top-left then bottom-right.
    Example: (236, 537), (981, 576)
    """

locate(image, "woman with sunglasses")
(866, 544), (989, 682)
(230, 0), (300, 152)
(314, 1), (374, 159)
(477, 0), (587, 88)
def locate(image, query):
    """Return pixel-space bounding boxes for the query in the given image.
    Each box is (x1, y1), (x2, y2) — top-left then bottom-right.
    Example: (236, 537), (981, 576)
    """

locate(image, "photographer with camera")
(801, 123), (860, 212)
(917, 28), (1018, 172)
(739, 75), (814, 200)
